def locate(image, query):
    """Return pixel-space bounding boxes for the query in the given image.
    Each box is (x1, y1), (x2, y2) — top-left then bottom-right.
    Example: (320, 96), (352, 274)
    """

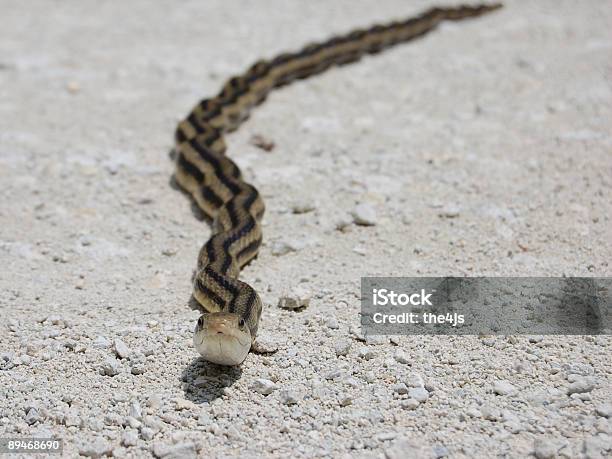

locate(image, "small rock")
(393, 349), (410, 365)
(352, 203), (377, 226)
(365, 335), (388, 345)
(533, 438), (561, 459)
(595, 403), (612, 418)
(147, 394), (162, 409)
(392, 383), (409, 395)
(291, 200), (315, 214)
(25, 408), (39, 425)
(78, 437), (112, 458)
(140, 427), (155, 441)
(113, 339), (130, 359)
(129, 400), (142, 420)
(408, 387), (429, 403)
(100, 358), (121, 376)
(197, 412), (211, 426)
(271, 240), (295, 256)
(278, 287), (310, 310)
(438, 205), (460, 218)
(401, 399), (420, 410)
(279, 390), (299, 405)
(433, 445), (450, 458)
(339, 396), (353, 407)
(385, 437), (429, 459)
(334, 339), (351, 356)
(406, 373), (424, 388)
(567, 378), (595, 395)
(249, 134), (275, 152)
(326, 317), (339, 329)
(251, 378), (277, 395)
(64, 411), (82, 427)
(582, 435), (609, 458)
(92, 336), (111, 349)
(126, 416), (141, 429)
(358, 347), (376, 360)
(493, 380), (517, 396)
(334, 214), (353, 232)
(325, 369), (343, 381)
(66, 81), (80, 94)
(174, 399), (197, 411)
(481, 405), (502, 422)
(152, 441), (197, 459)
(122, 430), (138, 447)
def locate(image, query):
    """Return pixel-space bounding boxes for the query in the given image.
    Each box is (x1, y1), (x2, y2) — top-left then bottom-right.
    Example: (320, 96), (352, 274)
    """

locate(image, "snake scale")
(173, 3), (502, 365)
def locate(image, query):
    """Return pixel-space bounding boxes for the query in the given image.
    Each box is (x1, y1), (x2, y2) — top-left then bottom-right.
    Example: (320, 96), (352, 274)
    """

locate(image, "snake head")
(193, 312), (252, 365)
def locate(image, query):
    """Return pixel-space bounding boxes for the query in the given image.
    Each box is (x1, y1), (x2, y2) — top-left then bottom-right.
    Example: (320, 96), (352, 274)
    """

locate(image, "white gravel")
(1, 0), (611, 458)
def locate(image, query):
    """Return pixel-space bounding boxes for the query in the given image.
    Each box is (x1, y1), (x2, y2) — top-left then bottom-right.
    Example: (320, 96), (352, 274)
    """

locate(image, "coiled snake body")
(174, 4), (501, 365)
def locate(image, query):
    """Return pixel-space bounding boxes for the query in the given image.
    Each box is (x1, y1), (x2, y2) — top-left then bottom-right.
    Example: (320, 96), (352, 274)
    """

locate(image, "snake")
(173, 3), (502, 365)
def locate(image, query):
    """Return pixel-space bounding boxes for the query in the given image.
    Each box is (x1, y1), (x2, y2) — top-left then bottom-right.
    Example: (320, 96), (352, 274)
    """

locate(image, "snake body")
(174, 4), (502, 365)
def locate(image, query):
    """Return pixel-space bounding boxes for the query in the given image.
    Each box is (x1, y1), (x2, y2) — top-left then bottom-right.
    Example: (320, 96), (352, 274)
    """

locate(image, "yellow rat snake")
(173, 4), (502, 365)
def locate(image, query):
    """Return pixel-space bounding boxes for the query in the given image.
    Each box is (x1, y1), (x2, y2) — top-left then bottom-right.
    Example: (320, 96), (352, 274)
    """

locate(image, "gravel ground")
(1, 1), (611, 458)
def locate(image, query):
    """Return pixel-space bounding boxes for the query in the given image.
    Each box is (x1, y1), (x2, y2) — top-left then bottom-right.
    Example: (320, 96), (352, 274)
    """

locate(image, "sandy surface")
(1, 0), (611, 457)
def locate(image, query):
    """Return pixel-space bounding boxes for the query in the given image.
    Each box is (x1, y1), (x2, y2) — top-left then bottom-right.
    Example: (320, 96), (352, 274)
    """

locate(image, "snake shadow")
(180, 357), (242, 404)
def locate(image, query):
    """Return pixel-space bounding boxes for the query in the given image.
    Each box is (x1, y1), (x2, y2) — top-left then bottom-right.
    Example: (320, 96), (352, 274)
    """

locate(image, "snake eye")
(197, 317), (204, 328)
(238, 318), (246, 329)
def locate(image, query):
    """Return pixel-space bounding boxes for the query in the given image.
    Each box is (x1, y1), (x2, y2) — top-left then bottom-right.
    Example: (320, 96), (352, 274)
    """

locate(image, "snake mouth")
(193, 313), (252, 365)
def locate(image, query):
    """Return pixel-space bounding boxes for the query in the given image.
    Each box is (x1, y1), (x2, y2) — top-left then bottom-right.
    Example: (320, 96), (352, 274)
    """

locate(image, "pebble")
(152, 441), (197, 459)
(339, 396), (353, 407)
(291, 200), (316, 214)
(533, 438), (561, 459)
(365, 335), (387, 345)
(401, 399), (420, 410)
(334, 213), (353, 232)
(393, 349), (410, 365)
(99, 358), (121, 376)
(174, 399), (197, 411)
(406, 373), (425, 388)
(408, 387), (429, 403)
(334, 339), (351, 356)
(493, 380), (517, 396)
(351, 203), (377, 226)
(113, 339), (130, 359)
(480, 406), (502, 422)
(64, 411), (82, 427)
(385, 437), (429, 459)
(433, 445), (450, 458)
(271, 240), (295, 256)
(567, 378), (595, 395)
(140, 427), (155, 441)
(278, 287), (311, 310)
(392, 383), (409, 395)
(122, 430), (139, 447)
(147, 394), (163, 409)
(129, 400), (142, 420)
(25, 407), (39, 425)
(78, 437), (112, 458)
(595, 403), (612, 418)
(326, 317), (339, 329)
(126, 416), (141, 429)
(251, 378), (277, 395)
(249, 133), (275, 152)
(92, 336), (111, 349)
(358, 347), (376, 360)
(438, 205), (460, 218)
(279, 390), (300, 405)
